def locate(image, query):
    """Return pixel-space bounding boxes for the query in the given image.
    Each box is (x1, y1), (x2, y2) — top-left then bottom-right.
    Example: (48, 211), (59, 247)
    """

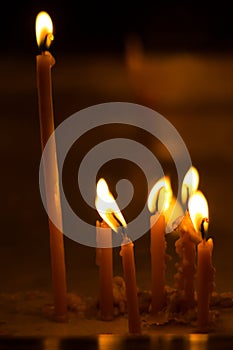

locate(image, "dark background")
(2, 1), (233, 55)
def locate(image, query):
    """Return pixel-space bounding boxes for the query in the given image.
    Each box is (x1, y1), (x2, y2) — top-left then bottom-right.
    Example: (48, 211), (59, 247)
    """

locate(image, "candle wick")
(156, 187), (164, 212)
(40, 33), (54, 52)
(112, 213), (128, 239)
(200, 218), (209, 240)
(186, 186), (190, 209)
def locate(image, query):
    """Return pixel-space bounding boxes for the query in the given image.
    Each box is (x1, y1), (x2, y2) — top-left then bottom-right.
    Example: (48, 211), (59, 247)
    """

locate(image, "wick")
(186, 186), (190, 209)
(155, 187), (163, 212)
(112, 213), (127, 239)
(40, 33), (54, 52)
(200, 218), (209, 240)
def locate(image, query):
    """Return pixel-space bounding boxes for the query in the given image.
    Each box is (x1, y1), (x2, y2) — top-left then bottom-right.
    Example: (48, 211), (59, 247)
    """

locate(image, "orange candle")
(148, 177), (172, 314)
(35, 12), (67, 320)
(120, 236), (141, 334)
(150, 213), (166, 313)
(95, 178), (140, 333)
(96, 220), (114, 320)
(197, 238), (214, 329)
(188, 190), (215, 329)
(174, 211), (197, 310)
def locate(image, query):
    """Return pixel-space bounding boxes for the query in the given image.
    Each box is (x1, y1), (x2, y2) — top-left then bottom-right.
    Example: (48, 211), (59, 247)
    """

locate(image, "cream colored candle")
(96, 220), (114, 321)
(197, 238), (214, 329)
(120, 236), (141, 334)
(36, 12), (67, 320)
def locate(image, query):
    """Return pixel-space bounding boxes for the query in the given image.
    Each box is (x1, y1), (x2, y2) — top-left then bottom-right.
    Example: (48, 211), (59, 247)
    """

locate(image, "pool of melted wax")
(0, 277), (233, 337)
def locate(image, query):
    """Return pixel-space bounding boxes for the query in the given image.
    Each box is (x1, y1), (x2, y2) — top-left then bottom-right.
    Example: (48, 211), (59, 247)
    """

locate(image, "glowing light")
(148, 176), (172, 214)
(95, 178), (127, 232)
(35, 11), (54, 49)
(182, 166), (199, 204)
(188, 191), (209, 232)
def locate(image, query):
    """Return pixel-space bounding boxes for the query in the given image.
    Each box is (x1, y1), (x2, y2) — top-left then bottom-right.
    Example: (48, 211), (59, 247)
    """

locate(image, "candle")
(120, 236), (141, 334)
(173, 166), (201, 311)
(95, 178), (141, 333)
(174, 211), (199, 310)
(189, 191), (215, 330)
(35, 12), (67, 320)
(96, 220), (114, 321)
(147, 177), (172, 314)
(197, 238), (214, 329)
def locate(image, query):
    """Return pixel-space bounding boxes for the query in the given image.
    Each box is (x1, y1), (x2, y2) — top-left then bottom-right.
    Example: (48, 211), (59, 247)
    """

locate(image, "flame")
(164, 197), (184, 232)
(188, 191), (209, 232)
(181, 166), (199, 204)
(147, 176), (172, 214)
(95, 178), (127, 232)
(35, 11), (54, 49)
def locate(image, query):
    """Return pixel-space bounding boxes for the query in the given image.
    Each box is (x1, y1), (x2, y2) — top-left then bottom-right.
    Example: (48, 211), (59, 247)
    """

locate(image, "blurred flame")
(148, 176), (172, 214)
(188, 191), (209, 232)
(164, 198), (184, 232)
(35, 11), (54, 49)
(182, 166), (199, 204)
(95, 178), (127, 232)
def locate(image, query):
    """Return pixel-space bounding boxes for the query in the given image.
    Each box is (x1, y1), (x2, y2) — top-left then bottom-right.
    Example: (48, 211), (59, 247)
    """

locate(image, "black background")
(2, 0), (233, 55)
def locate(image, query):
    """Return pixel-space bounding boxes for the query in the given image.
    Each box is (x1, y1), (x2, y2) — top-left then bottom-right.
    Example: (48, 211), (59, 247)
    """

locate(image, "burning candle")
(120, 236), (141, 334)
(35, 11), (67, 320)
(147, 177), (173, 314)
(95, 220), (113, 320)
(95, 178), (141, 334)
(174, 167), (200, 311)
(189, 191), (215, 330)
(95, 179), (114, 320)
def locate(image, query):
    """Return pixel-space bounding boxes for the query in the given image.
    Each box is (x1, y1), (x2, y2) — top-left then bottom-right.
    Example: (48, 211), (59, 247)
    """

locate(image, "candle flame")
(188, 191), (209, 232)
(95, 178), (127, 232)
(147, 176), (172, 214)
(181, 166), (199, 204)
(35, 11), (54, 50)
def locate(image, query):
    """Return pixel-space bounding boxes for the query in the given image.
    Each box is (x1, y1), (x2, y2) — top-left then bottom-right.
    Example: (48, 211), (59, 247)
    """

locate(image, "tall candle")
(35, 12), (67, 320)
(197, 238), (215, 329)
(96, 220), (114, 320)
(120, 236), (141, 334)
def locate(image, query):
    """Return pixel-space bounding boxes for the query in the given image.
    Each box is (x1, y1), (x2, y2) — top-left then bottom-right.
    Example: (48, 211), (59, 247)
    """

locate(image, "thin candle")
(95, 220), (113, 320)
(174, 166), (201, 311)
(189, 191), (215, 330)
(95, 178), (141, 333)
(147, 177), (172, 314)
(35, 11), (67, 320)
(120, 235), (141, 334)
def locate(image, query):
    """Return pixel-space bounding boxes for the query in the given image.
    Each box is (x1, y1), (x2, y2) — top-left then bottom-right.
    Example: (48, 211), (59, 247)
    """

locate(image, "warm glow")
(35, 11), (54, 49)
(181, 166), (199, 204)
(95, 178), (127, 232)
(188, 191), (209, 232)
(164, 198), (184, 232)
(148, 176), (172, 214)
